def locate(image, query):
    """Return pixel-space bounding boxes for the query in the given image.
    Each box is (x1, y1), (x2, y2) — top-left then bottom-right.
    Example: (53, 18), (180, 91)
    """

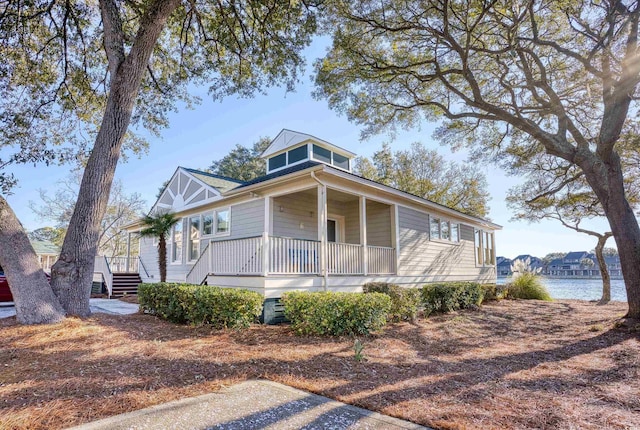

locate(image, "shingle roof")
(30, 240), (60, 255)
(182, 168), (246, 193)
(564, 251), (588, 261)
(233, 161), (322, 189)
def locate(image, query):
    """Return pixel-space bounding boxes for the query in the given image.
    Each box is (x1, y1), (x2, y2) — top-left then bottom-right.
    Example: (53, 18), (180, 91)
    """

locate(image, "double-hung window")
(188, 216), (200, 261)
(172, 221), (183, 263)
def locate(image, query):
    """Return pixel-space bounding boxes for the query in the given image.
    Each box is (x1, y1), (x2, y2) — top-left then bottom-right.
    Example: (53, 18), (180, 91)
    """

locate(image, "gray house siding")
(366, 200), (392, 247)
(216, 199), (265, 241)
(397, 206), (491, 281)
(273, 193), (318, 240)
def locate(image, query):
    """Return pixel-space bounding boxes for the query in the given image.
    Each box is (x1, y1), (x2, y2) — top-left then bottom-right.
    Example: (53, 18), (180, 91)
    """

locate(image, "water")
(497, 277), (628, 302)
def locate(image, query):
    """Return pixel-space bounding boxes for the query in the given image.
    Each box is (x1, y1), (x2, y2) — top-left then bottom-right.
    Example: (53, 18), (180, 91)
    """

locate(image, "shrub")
(480, 284), (508, 302)
(282, 291), (392, 336)
(363, 282), (421, 322)
(421, 282), (485, 316)
(506, 273), (552, 301)
(138, 283), (263, 328)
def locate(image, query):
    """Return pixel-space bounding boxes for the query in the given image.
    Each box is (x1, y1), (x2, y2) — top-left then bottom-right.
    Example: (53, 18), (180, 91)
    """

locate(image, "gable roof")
(260, 129), (357, 159)
(182, 168), (245, 193)
(564, 251), (588, 261)
(31, 240), (60, 255)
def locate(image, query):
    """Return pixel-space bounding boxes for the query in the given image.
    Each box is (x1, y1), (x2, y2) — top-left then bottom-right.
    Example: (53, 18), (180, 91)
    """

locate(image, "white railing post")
(262, 232), (269, 276)
(360, 196), (368, 276)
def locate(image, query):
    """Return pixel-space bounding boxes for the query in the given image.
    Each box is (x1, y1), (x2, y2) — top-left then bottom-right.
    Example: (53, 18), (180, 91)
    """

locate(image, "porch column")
(125, 232), (132, 272)
(360, 196), (368, 276)
(317, 184), (328, 289)
(262, 197), (271, 276)
(391, 205), (400, 274)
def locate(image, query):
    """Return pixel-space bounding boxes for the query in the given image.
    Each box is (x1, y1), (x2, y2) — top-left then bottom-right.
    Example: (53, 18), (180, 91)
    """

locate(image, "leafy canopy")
(0, 0), (318, 192)
(209, 137), (271, 182)
(355, 142), (490, 217)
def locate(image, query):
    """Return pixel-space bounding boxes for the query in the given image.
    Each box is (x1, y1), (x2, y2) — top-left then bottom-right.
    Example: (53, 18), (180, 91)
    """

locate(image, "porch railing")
(184, 235), (396, 281)
(105, 256), (139, 273)
(269, 237), (319, 274)
(367, 245), (396, 274)
(328, 242), (363, 275)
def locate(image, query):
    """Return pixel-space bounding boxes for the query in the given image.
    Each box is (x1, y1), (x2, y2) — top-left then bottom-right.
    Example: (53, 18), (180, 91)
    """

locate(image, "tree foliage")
(28, 227), (66, 248)
(209, 137), (271, 182)
(29, 173), (146, 257)
(355, 142), (490, 217)
(315, 0), (640, 318)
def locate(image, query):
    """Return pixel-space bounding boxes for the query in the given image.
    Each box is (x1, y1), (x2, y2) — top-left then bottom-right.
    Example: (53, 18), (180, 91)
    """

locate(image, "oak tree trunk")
(50, 0), (181, 316)
(0, 196), (65, 324)
(582, 153), (640, 318)
(594, 235), (611, 305)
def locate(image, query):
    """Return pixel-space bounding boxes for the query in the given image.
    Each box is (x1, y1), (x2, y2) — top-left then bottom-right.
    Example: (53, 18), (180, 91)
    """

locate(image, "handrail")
(93, 256), (114, 297)
(186, 242), (211, 284)
(138, 256), (150, 278)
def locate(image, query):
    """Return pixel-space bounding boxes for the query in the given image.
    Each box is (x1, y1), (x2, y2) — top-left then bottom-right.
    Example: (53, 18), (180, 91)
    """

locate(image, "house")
(544, 251), (622, 278)
(31, 240), (60, 272)
(124, 130), (501, 318)
(496, 256), (512, 276)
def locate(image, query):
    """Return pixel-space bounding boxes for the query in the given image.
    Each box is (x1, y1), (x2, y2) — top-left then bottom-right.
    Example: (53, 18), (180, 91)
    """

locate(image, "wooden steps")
(111, 273), (142, 298)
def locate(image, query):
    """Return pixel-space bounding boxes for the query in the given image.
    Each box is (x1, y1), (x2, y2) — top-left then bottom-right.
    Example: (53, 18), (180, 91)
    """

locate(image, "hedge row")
(281, 291), (391, 336)
(363, 282), (421, 322)
(138, 283), (263, 329)
(421, 282), (485, 316)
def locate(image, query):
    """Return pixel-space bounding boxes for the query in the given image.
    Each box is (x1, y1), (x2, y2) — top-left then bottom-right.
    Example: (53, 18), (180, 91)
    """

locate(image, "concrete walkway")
(66, 380), (429, 430)
(0, 298), (139, 319)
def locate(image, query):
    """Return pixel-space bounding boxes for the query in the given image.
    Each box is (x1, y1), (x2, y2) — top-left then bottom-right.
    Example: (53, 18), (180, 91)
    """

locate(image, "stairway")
(111, 273), (142, 298)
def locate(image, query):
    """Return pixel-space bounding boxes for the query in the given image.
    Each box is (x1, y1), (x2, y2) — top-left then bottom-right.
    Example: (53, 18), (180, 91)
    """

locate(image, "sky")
(4, 38), (613, 260)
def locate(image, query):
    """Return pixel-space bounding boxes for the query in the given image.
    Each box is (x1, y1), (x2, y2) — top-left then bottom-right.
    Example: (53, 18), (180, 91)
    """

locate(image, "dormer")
(261, 129), (357, 174)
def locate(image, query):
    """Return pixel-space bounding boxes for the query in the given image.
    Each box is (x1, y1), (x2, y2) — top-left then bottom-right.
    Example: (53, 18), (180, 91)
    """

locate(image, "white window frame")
(171, 219), (184, 265)
(215, 207), (231, 236)
(429, 216), (441, 240)
(267, 145), (310, 174)
(187, 215), (201, 263)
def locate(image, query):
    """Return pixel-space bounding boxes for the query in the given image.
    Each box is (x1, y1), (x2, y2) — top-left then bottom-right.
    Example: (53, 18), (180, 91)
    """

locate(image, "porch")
(187, 185), (398, 285)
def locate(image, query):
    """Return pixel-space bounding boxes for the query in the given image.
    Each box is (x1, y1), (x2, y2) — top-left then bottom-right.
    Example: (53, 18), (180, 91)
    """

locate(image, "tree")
(355, 142), (490, 217)
(209, 137), (271, 181)
(30, 173), (146, 258)
(139, 212), (180, 283)
(542, 252), (567, 266)
(28, 227), (65, 248)
(315, 0), (640, 318)
(1, 0), (319, 321)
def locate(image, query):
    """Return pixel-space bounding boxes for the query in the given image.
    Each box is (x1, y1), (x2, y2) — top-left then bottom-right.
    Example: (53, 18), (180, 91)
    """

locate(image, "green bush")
(480, 284), (508, 302)
(421, 282), (485, 316)
(507, 273), (552, 301)
(138, 283), (263, 328)
(363, 282), (421, 322)
(282, 291), (392, 336)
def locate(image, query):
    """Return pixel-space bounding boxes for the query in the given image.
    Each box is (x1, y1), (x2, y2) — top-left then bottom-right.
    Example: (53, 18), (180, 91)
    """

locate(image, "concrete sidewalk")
(0, 298), (139, 319)
(66, 380), (429, 430)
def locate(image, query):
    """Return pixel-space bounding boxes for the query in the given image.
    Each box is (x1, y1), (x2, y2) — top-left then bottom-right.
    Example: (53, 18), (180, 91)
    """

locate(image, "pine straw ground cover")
(1, 300), (639, 430)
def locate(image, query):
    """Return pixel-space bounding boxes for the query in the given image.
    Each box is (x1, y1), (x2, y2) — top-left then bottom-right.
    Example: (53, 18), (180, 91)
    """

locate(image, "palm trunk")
(0, 196), (65, 324)
(50, 0), (181, 316)
(594, 235), (612, 304)
(159, 236), (167, 282)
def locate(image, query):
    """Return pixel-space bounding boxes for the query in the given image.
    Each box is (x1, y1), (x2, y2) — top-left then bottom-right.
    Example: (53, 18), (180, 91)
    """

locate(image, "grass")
(1, 299), (638, 430)
(507, 273), (553, 301)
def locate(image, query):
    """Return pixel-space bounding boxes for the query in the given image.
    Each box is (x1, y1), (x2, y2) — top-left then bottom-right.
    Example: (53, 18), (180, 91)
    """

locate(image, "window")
(474, 229), (482, 265)
(216, 209), (230, 234)
(451, 223), (459, 242)
(172, 220), (183, 263)
(430, 216), (441, 240)
(288, 145), (307, 164)
(441, 220), (450, 240)
(188, 216), (200, 261)
(268, 153), (286, 171)
(333, 153), (349, 170)
(202, 212), (213, 235)
(484, 231), (494, 265)
(312, 144), (332, 164)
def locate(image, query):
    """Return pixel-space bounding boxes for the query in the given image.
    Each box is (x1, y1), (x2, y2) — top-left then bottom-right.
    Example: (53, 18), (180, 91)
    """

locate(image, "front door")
(327, 219), (337, 243)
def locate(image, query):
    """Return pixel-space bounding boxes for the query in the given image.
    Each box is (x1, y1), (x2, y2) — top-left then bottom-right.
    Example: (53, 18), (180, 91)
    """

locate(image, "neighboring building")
(496, 256), (512, 276)
(31, 240), (60, 272)
(125, 130), (501, 303)
(544, 251), (622, 278)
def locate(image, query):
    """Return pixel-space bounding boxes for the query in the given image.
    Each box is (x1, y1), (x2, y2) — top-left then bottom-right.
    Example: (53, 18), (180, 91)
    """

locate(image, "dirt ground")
(1, 299), (638, 430)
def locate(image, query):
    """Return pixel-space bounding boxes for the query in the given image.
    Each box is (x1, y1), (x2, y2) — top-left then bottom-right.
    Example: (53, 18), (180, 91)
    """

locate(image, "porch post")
(391, 205), (400, 274)
(360, 196), (368, 276)
(317, 184), (328, 289)
(125, 231), (132, 272)
(262, 197), (271, 276)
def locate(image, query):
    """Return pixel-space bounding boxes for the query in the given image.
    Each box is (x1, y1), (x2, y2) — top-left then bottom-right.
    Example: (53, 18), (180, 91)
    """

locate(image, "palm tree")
(139, 212), (180, 282)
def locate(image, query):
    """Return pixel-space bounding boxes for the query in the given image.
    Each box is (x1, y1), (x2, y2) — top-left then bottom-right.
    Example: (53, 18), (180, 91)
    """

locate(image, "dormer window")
(262, 130), (356, 174)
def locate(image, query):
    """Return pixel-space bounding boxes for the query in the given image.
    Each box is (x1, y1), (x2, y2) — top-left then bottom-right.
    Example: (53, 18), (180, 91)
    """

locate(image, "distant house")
(496, 257), (512, 276)
(124, 129), (502, 306)
(544, 251), (622, 279)
(31, 240), (60, 272)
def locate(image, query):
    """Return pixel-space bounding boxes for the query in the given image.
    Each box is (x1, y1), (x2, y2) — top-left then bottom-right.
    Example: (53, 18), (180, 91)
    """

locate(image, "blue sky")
(5, 38), (612, 259)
